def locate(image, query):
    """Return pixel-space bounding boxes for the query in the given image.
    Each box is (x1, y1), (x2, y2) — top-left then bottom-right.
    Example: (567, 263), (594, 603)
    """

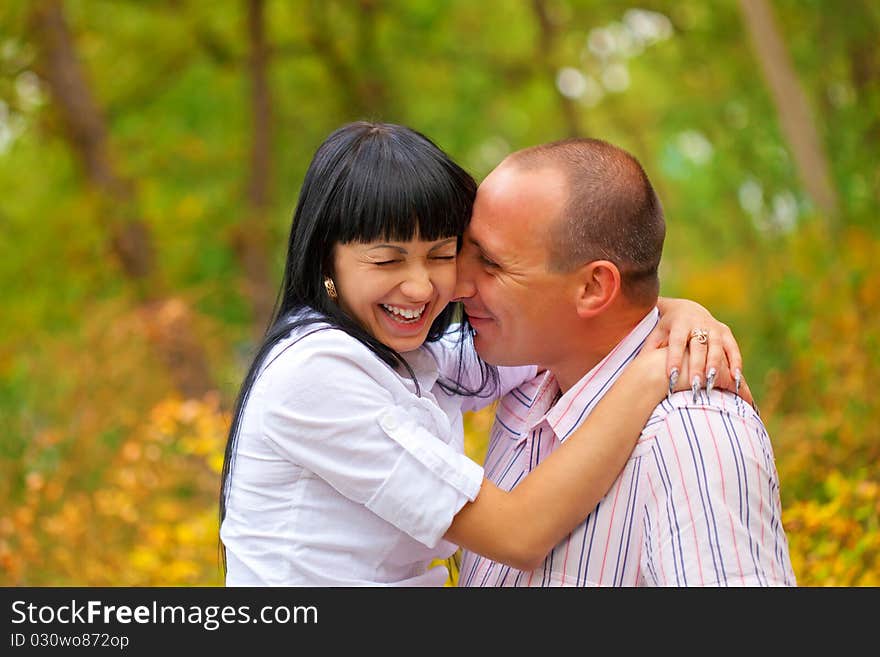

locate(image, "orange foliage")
(0, 282), (238, 585)
(1, 393), (228, 586)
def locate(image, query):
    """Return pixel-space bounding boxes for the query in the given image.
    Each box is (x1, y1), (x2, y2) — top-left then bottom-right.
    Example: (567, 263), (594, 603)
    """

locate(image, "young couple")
(219, 121), (796, 587)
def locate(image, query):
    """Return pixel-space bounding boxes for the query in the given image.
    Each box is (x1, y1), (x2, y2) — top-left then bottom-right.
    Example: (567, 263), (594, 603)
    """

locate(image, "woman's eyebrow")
(364, 238), (458, 255)
(428, 238), (458, 252)
(365, 244), (408, 254)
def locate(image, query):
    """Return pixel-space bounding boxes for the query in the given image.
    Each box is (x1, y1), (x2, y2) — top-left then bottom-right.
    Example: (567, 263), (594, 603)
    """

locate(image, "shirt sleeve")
(641, 399), (797, 587)
(257, 330), (485, 549)
(429, 323), (537, 413)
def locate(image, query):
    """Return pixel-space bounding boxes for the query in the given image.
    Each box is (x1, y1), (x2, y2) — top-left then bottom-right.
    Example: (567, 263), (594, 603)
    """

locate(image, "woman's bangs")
(334, 145), (473, 244)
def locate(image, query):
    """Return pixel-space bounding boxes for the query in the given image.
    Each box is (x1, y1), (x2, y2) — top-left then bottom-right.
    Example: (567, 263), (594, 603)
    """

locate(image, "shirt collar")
(529, 307), (659, 443)
(401, 346), (441, 392)
(294, 306), (441, 392)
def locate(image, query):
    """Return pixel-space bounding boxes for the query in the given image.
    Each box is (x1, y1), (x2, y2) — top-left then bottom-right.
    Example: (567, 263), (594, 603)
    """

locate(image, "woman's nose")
(400, 268), (433, 300)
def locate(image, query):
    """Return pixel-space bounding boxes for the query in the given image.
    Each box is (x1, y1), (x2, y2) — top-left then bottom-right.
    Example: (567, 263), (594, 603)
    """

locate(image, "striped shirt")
(459, 308), (797, 587)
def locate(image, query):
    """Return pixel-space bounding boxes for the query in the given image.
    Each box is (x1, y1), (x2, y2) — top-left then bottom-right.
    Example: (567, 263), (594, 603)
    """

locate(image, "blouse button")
(380, 414), (398, 432)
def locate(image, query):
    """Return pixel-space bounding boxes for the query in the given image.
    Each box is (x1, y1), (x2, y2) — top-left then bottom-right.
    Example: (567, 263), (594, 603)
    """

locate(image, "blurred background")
(0, 0), (877, 586)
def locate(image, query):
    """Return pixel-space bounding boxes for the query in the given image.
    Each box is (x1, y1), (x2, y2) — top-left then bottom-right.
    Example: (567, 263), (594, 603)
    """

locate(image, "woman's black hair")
(218, 121), (498, 573)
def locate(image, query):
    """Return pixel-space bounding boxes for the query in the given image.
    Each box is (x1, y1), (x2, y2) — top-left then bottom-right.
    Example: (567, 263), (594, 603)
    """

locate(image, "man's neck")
(548, 305), (655, 393)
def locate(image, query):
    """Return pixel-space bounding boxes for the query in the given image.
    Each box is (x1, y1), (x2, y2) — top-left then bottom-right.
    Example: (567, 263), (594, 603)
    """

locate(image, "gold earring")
(323, 276), (338, 300)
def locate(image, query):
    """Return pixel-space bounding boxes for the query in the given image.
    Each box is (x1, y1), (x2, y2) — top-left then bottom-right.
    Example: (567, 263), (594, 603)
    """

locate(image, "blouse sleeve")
(257, 330), (485, 548)
(429, 323), (537, 413)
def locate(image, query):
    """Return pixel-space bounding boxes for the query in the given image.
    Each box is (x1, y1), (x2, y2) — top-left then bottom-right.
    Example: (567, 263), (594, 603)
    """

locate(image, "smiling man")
(455, 138), (796, 587)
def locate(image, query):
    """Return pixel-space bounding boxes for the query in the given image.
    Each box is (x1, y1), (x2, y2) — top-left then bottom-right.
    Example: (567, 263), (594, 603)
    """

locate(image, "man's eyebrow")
(467, 235), (501, 262)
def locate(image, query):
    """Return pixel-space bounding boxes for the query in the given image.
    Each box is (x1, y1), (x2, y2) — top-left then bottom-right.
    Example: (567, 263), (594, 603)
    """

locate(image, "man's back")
(459, 309), (796, 587)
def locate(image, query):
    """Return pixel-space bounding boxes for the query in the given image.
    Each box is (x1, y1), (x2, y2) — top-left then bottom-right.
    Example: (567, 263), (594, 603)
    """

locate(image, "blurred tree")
(531, 0), (583, 137)
(232, 0), (275, 336)
(29, 0), (212, 398)
(304, 0), (394, 121)
(737, 0), (840, 229)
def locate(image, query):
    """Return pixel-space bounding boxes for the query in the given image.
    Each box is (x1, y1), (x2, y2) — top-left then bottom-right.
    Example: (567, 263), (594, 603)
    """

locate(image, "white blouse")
(220, 316), (535, 586)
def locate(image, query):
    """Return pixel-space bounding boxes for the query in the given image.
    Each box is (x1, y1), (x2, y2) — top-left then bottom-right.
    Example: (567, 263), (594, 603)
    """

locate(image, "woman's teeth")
(381, 304), (426, 322)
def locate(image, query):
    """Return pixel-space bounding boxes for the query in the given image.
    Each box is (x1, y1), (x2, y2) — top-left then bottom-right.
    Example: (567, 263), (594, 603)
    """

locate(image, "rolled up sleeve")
(366, 408), (484, 547)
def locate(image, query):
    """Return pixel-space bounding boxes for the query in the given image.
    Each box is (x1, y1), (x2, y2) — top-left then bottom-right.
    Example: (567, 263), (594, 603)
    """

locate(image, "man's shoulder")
(642, 389), (766, 436)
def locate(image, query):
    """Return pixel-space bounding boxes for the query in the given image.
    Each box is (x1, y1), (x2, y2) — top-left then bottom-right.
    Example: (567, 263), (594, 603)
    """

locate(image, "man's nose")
(452, 259), (475, 301)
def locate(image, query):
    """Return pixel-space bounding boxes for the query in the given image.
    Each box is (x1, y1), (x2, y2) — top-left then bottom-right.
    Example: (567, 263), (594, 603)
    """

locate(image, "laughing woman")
(218, 122), (746, 586)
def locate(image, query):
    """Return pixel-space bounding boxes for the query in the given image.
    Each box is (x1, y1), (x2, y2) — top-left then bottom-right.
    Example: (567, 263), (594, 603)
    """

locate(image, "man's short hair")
(509, 138), (665, 306)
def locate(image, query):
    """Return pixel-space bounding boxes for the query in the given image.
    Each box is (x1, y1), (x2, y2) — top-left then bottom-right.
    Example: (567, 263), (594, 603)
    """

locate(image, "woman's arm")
(444, 345), (683, 571)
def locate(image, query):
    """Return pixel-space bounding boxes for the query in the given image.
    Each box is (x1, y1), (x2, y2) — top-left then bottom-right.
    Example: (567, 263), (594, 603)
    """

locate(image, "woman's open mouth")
(380, 303), (427, 324)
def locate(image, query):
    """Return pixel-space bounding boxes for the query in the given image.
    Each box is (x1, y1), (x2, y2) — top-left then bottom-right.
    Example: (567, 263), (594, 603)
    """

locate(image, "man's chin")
(472, 335), (499, 364)
(473, 335), (518, 367)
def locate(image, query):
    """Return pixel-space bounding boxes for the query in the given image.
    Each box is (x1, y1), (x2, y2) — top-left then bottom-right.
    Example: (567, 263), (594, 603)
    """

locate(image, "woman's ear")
(575, 260), (622, 318)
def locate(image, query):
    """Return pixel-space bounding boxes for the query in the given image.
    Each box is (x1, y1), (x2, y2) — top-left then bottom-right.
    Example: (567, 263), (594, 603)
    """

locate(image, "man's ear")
(575, 260), (622, 318)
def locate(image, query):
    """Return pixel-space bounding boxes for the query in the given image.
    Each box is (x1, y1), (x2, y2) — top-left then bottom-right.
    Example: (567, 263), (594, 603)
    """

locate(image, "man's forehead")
(483, 159), (566, 194)
(471, 165), (565, 240)
(479, 165), (566, 218)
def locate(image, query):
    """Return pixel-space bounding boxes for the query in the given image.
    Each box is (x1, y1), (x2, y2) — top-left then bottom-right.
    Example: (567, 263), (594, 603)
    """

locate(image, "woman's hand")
(646, 297), (754, 405)
(629, 345), (691, 399)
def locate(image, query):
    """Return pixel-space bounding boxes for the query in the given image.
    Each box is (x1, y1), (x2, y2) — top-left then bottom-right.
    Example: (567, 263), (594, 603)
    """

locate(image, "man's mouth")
(464, 307), (492, 322)
(380, 303), (427, 324)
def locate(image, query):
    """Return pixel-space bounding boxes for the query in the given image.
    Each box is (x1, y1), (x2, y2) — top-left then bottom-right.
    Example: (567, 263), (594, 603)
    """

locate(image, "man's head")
(455, 137), (665, 387)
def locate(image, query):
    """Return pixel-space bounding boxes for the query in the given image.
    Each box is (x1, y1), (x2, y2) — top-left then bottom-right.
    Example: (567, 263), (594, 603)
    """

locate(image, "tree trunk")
(532, 0), (582, 138)
(848, 1), (880, 158)
(305, 0), (392, 120)
(231, 0), (276, 336)
(31, 0), (213, 398)
(737, 0), (840, 227)
(30, 0), (154, 280)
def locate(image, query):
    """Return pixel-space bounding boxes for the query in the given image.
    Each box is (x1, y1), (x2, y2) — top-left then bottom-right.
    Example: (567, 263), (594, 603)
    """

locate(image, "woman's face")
(332, 234), (459, 353)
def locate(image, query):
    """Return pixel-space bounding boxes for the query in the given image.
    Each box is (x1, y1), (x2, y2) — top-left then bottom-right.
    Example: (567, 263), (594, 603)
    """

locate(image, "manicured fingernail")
(735, 368), (742, 395)
(668, 367), (680, 398)
(691, 375), (701, 403)
(706, 368), (716, 395)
